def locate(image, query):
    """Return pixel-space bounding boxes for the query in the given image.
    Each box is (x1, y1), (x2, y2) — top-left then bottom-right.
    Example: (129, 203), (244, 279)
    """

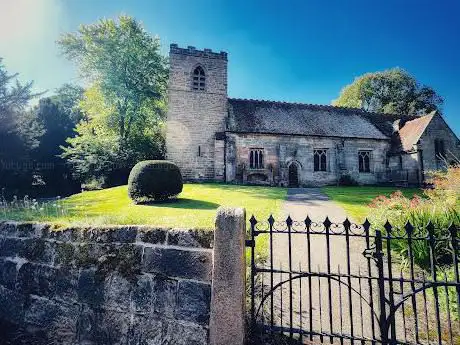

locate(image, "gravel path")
(265, 188), (379, 344)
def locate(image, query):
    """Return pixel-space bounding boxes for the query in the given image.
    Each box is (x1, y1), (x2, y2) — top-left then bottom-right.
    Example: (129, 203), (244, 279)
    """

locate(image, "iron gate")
(247, 215), (460, 344)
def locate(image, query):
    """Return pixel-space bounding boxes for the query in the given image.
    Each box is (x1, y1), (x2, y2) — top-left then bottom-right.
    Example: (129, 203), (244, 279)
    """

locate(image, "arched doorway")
(288, 163), (299, 187)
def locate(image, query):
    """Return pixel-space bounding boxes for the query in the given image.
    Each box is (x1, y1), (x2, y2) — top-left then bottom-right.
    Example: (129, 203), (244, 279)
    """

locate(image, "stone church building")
(166, 44), (460, 187)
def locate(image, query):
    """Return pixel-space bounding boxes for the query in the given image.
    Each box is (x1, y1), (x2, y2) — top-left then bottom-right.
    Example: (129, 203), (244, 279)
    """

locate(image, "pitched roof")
(396, 112), (435, 151)
(227, 98), (389, 140)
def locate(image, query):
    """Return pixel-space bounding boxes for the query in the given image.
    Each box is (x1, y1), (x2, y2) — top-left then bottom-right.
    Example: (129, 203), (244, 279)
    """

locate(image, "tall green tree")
(57, 15), (168, 185)
(0, 58), (35, 116)
(0, 58), (40, 197)
(0, 57), (40, 144)
(32, 84), (85, 195)
(333, 68), (443, 115)
(61, 84), (164, 186)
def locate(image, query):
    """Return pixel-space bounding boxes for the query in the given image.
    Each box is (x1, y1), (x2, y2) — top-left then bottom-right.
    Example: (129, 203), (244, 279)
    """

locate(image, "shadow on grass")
(139, 198), (220, 210)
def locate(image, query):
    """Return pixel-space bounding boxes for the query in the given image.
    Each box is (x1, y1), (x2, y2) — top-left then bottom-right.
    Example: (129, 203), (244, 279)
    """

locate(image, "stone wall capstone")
(0, 221), (214, 345)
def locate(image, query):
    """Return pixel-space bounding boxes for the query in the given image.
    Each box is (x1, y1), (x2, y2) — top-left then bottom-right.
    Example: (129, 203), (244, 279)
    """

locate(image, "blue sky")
(1, 0), (459, 134)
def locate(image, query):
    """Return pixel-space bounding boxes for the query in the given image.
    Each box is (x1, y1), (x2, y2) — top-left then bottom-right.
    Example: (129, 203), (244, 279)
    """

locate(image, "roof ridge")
(227, 97), (404, 118)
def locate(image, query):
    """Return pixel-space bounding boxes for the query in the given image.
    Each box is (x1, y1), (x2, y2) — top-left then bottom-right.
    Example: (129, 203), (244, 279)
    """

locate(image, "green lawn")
(321, 186), (423, 222)
(1, 183), (287, 229)
(1, 184), (425, 228)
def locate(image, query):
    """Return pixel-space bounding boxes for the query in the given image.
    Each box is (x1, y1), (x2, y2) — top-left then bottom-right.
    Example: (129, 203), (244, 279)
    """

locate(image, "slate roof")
(396, 112), (435, 152)
(227, 98), (389, 140)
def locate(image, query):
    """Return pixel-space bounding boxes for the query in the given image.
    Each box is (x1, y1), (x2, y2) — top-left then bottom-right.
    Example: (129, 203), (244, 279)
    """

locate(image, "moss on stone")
(74, 243), (98, 268)
(116, 245), (142, 281)
(20, 239), (46, 261)
(55, 243), (75, 267)
(95, 244), (141, 283)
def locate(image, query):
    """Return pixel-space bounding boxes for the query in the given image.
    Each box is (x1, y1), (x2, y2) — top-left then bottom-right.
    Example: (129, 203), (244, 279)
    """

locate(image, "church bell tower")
(166, 44), (228, 180)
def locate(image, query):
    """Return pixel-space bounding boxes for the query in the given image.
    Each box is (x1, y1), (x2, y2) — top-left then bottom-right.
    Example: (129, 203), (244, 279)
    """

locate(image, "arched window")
(314, 149), (328, 171)
(358, 150), (371, 173)
(192, 66), (206, 91)
(249, 148), (264, 169)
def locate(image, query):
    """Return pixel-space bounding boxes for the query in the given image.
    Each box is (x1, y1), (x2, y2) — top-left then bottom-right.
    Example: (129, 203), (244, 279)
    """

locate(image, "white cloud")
(0, 0), (76, 96)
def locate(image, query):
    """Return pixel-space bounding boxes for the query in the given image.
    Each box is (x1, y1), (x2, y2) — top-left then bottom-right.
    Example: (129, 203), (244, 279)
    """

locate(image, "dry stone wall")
(418, 114), (460, 171)
(0, 221), (214, 345)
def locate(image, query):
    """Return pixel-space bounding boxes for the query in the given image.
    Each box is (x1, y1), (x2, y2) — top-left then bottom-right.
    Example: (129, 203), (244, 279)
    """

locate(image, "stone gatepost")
(209, 207), (246, 345)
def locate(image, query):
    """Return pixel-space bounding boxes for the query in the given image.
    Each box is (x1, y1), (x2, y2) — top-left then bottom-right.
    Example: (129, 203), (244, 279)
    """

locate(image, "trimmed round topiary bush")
(128, 160), (183, 203)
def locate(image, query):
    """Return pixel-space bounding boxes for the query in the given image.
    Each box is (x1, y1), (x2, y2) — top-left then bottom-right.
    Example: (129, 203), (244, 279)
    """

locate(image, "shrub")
(128, 160), (183, 203)
(368, 167), (460, 270)
(373, 198), (458, 269)
(425, 164), (460, 206)
(82, 177), (105, 191)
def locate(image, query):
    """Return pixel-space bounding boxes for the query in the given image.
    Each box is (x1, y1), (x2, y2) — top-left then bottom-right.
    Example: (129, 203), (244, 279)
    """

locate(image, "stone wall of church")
(418, 114), (460, 171)
(386, 114), (459, 184)
(225, 133), (390, 186)
(166, 45), (227, 181)
(388, 152), (422, 184)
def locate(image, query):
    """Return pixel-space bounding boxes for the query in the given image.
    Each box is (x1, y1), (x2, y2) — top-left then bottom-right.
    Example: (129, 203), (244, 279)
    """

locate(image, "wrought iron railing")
(247, 215), (460, 344)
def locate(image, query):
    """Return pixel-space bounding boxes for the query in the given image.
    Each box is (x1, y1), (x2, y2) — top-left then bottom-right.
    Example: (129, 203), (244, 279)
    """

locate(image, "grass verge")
(321, 186), (423, 222)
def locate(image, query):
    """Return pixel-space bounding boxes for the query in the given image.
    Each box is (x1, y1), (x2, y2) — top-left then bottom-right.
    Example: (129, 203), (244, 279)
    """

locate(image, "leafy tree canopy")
(0, 58), (36, 114)
(57, 15), (167, 186)
(0, 58), (41, 196)
(61, 83), (165, 186)
(50, 83), (85, 124)
(35, 84), (85, 139)
(0, 60), (84, 197)
(333, 68), (443, 116)
(57, 15), (168, 142)
(26, 84), (85, 196)
(0, 57), (41, 150)
(0, 57), (38, 133)
(34, 84), (84, 161)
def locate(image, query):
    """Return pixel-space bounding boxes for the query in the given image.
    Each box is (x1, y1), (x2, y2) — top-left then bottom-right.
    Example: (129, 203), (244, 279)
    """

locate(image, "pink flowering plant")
(368, 166), (460, 270)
